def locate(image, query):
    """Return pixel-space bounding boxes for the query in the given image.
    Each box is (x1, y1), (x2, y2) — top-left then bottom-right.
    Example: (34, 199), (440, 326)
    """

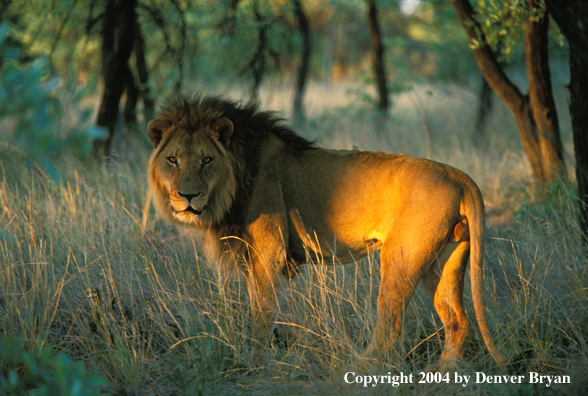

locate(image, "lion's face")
(147, 117), (236, 226)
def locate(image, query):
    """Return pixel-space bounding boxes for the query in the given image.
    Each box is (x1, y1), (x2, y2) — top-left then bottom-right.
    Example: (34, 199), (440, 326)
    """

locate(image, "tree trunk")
(293, 0), (311, 122)
(94, 0), (136, 157)
(133, 10), (154, 123)
(545, 0), (588, 246)
(525, 0), (566, 179)
(367, 0), (389, 111)
(570, 52), (588, 247)
(544, 0), (588, 70)
(123, 64), (138, 131)
(474, 76), (493, 144)
(451, 0), (566, 183)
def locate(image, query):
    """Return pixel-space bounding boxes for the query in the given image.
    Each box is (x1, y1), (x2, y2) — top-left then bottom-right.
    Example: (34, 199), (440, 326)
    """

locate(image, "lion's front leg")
(240, 168), (291, 364)
(243, 210), (290, 364)
(246, 264), (287, 360)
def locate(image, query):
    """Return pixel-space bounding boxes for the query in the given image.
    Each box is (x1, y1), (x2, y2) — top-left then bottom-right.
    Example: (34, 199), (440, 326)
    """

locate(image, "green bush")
(0, 336), (108, 396)
(0, 22), (106, 179)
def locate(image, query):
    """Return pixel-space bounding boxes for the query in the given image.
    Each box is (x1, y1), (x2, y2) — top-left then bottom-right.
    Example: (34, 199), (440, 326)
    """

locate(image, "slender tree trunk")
(451, 0), (565, 182)
(367, 0), (389, 111)
(94, 0), (136, 157)
(123, 64), (138, 131)
(293, 0), (311, 121)
(117, 3), (153, 137)
(474, 77), (493, 144)
(475, 47), (505, 143)
(133, 15), (154, 122)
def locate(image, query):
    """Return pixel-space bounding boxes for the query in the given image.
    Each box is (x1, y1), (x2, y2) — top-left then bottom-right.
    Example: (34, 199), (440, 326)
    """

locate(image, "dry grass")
(1, 80), (587, 395)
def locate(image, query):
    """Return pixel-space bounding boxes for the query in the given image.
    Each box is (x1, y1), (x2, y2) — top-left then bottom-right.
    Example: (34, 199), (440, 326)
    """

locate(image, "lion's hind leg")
(422, 239), (471, 371)
(365, 236), (446, 362)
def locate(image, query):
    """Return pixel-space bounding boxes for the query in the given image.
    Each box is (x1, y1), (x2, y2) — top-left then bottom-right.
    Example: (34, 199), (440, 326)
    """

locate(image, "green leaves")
(474, 0), (530, 58)
(471, 0), (566, 62)
(0, 22), (106, 179)
(0, 336), (108, 396)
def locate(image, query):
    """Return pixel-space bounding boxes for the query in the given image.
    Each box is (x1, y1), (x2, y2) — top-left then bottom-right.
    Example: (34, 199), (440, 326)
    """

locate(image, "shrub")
(0, 336), (108, 396)
(0, 22), (106, 179)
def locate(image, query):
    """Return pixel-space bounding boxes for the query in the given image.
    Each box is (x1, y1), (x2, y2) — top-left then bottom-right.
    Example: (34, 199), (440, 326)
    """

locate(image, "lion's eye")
(167, 156), (177, 165)
(202, 156), (213, 165)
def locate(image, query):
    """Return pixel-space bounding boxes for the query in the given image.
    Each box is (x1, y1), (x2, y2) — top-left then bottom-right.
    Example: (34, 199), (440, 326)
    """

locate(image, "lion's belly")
(288, 230), (377, 265)
(287, 205), (385, 265)
(282, 150), (403, 264)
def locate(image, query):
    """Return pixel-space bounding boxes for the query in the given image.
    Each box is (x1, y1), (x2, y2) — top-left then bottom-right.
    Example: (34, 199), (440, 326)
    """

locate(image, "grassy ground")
(1, 81), (587, 395)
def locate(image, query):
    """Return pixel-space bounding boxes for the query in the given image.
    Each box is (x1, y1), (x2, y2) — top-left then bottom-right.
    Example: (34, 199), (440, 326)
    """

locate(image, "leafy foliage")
(0, 336), (107, 396)
(473, 0), (565, 61)
(0, 22), (106, 179)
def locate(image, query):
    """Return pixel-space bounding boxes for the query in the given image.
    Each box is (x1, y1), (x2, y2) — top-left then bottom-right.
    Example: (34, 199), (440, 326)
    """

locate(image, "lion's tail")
(465, 183), (507, 368)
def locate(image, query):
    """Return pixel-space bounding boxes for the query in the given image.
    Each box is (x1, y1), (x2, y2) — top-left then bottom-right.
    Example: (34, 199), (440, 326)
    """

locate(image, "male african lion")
(147, 93), (505, 370)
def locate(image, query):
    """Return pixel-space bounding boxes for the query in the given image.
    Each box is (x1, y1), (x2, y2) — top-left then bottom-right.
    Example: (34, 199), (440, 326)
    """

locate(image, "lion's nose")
(178, 191), (202, 201)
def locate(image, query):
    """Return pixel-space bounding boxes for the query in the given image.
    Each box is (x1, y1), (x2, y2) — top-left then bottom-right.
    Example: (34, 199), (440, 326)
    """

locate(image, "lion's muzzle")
(170, 190), (207, 217)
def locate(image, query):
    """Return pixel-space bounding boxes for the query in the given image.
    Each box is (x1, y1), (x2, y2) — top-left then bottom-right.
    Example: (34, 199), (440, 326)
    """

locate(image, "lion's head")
(147, 93), (315, 230)
(147, 103), (237, 227)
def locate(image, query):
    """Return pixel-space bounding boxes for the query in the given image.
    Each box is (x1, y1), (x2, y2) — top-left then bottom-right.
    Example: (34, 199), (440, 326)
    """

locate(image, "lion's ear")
(209, 118), (234, 146)
(147, 119), (169, 149)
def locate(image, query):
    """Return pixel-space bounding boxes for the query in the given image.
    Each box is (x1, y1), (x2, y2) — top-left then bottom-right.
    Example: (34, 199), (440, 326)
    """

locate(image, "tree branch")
(451, 0), (526, 114)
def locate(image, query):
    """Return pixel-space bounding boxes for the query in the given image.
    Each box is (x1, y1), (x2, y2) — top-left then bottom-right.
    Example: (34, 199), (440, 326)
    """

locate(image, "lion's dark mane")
(156, 93), (315, 228)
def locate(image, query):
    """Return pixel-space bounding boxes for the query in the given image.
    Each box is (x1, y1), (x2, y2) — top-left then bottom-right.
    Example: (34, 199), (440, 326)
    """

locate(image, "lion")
(146, 93), (506, 370)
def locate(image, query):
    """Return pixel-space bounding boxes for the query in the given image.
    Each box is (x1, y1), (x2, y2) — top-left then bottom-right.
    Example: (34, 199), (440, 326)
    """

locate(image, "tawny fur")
(147, 93), (506, 370)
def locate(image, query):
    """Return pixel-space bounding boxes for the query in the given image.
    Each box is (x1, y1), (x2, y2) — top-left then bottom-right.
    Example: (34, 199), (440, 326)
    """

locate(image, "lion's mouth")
(184, 206), (204, 216)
